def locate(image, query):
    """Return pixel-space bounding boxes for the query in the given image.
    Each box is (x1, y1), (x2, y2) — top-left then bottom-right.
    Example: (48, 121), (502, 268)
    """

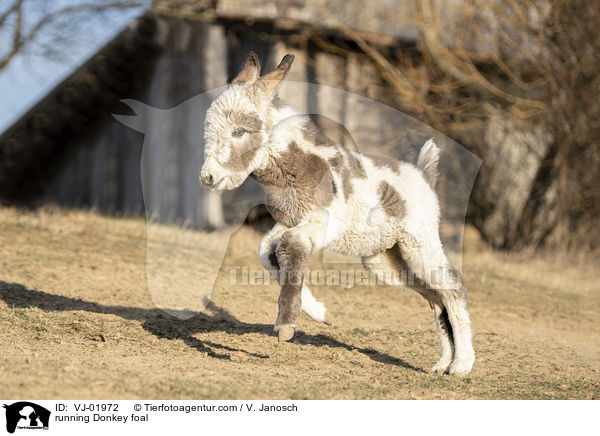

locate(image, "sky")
(0, 0), (151, 134)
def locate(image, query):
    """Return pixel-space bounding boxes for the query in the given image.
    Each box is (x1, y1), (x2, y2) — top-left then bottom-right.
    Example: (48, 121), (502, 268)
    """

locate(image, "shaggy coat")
(200, 52), (475, 376)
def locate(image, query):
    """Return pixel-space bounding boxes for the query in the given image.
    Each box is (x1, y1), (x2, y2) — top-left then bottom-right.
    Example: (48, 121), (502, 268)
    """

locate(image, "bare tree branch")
(0, 1), (20, 29)
(0, 0), (145, 71)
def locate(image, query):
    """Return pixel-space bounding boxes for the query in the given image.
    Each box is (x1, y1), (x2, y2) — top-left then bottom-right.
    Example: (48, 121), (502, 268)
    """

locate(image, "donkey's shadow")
(0, 280), (424, 372)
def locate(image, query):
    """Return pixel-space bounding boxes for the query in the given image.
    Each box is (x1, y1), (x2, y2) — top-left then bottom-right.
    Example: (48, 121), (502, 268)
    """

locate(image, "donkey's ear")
(254, 54), (294, 99)
(231, 51), (261, 85)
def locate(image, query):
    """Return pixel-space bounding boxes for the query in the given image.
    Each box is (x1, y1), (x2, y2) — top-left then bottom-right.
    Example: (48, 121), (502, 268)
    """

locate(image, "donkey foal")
(200, 52), (475, 376)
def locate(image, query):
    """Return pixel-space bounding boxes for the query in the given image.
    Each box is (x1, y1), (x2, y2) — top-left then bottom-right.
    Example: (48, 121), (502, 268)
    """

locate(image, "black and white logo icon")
(3, 402), (50, 434)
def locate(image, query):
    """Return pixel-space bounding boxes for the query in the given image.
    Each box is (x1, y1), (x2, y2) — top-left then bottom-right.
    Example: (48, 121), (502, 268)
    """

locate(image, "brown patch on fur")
(341, 166), (353, 200)
(368, 154), (400, 173)
(275, 231), (310, 325)
(328, 152), (343, 168)
(218, 111), (264, 171)
(340, 153), (367, 200)
(352, 155), (367, 178)
(228, 111), (263, 131)
(348, 154), (367, 180)
(301, 121), (367, 201)
(314, 171), (335, 207)
(265, 204), (289, 226)
(224, 130), (263, 172)
(277, 232), (311, 272)
(240, 146), (259, 169)
(377, 181), (406, 218)
(303, 121), (336, 147)
(252, 163), (287, 188)
(253, 141), (335, 224)
(327, 151), (366, 200)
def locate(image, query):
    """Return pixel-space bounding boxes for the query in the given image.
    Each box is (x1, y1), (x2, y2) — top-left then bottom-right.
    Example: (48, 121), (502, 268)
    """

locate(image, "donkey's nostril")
(201, 172), (214, 187)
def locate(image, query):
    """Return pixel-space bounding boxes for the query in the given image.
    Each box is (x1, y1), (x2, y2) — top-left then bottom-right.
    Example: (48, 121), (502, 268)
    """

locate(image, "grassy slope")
(0, 207), (598, 399)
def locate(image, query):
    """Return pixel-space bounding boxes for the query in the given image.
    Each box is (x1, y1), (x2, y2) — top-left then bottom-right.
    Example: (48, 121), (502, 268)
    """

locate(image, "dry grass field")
(0, 206), (598, 399)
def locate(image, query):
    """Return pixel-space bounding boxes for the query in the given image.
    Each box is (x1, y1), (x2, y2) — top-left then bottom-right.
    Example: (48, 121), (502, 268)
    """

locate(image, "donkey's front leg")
(274, 226), (318, 341)
(259, 223), (330, 325)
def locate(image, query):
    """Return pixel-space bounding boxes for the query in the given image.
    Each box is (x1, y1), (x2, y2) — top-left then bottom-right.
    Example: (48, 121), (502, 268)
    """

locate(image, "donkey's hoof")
(431, 359), (452, 374)
(323, 310), (334, 326)
(277, 325), (295, 342)
(448, 359), (474, 377)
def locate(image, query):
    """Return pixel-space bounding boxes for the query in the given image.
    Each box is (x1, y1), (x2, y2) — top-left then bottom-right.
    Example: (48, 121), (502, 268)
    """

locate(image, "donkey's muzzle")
(200, 171), (214, 188)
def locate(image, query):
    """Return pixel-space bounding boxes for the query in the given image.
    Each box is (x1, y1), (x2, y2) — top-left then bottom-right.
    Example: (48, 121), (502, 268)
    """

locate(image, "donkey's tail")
(416, 138), (440, 189)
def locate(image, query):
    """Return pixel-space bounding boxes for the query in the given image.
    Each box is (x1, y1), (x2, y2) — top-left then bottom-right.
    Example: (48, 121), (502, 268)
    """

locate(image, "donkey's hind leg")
(436, 271), (474, 375)
(259, 223), (330, 325)
(422, 290), (455, 374)
(398, 240), (475, 376)
(362, 245), (454, 373)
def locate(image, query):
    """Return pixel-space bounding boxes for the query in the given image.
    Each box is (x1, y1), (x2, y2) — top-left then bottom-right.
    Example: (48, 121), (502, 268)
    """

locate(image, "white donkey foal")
(200, 52), (475, 376)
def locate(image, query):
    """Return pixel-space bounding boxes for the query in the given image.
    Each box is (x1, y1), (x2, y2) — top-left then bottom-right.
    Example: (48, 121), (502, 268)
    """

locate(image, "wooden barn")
(0, 1), (457, 229)
(8, 1), (563, 257)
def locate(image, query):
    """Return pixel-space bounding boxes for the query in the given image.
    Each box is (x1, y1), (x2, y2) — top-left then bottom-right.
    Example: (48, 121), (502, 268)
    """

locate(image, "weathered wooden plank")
(102, 124), (119, 215)
(313, 51), (347, 145)
(117, 123), (144, 216)
(89, 131), (107, 211)
(196, 23), (227, 229)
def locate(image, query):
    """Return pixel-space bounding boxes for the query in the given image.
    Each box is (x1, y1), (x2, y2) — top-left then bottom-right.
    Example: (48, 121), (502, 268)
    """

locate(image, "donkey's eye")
(232, 127), (246, 137)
